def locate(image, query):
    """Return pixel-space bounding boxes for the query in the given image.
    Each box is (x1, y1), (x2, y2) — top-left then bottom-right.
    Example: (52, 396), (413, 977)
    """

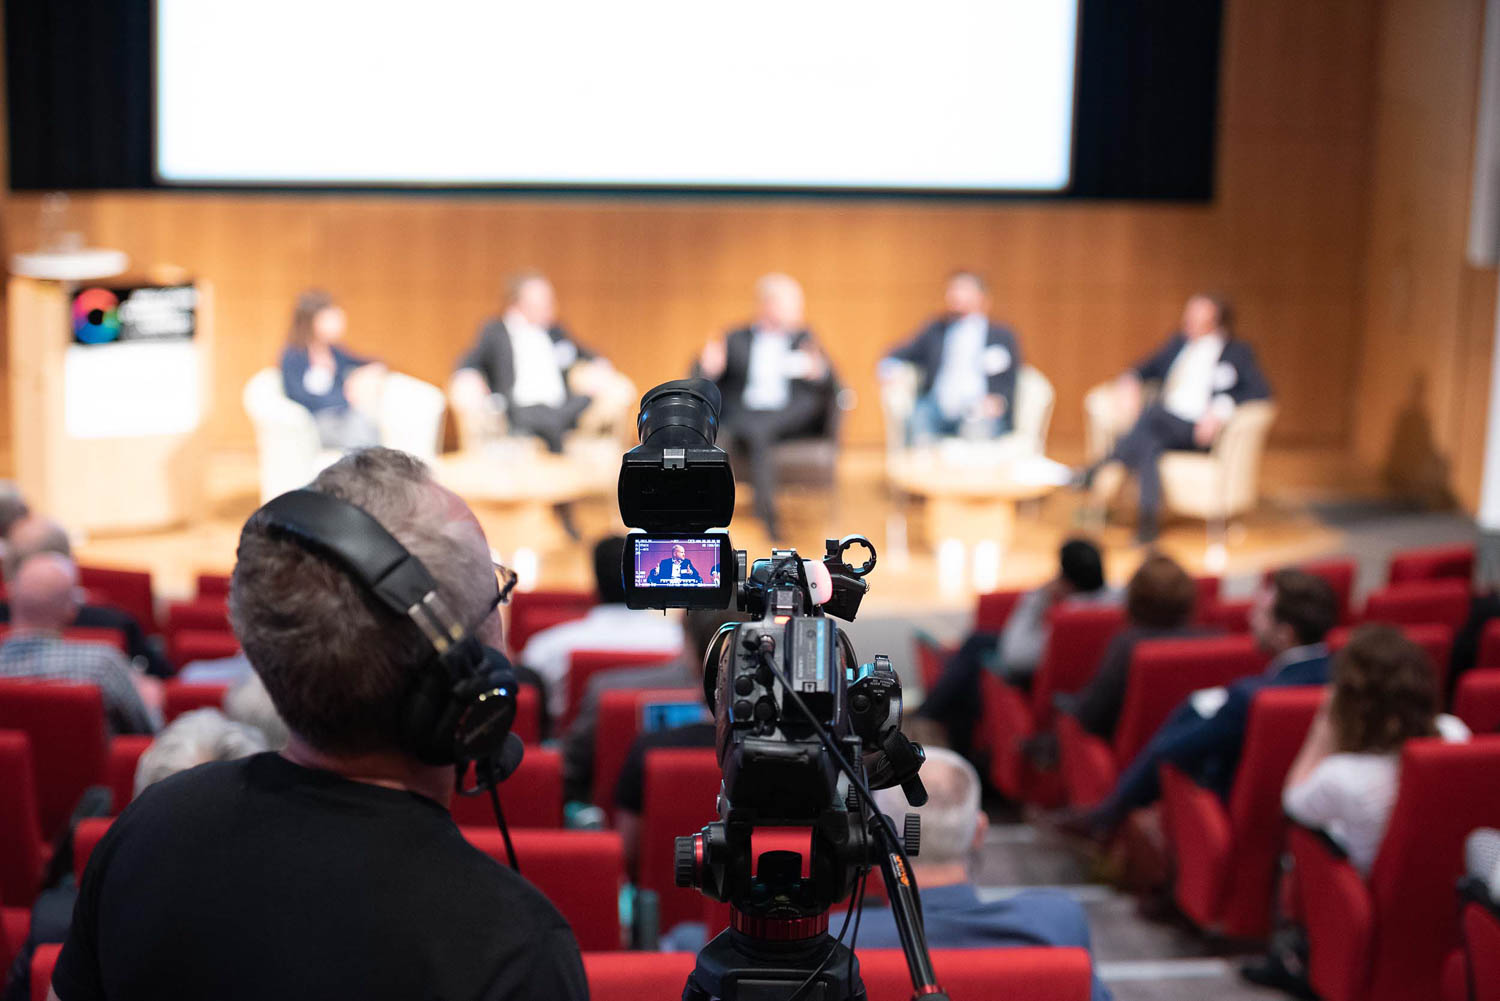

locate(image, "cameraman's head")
(874, 747), (985, 888)
(229, 449), (499, 774)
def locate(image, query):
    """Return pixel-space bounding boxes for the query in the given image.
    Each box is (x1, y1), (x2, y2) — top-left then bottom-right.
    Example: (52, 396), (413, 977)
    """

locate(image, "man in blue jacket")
(1061, 569), (1337, 841)
(1081, 294), (1271, 542)
(879, 271), (1022, 443)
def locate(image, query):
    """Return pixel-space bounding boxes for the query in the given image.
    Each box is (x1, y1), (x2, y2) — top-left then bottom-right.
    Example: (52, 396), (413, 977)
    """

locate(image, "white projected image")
(156, 1), (1079, 191)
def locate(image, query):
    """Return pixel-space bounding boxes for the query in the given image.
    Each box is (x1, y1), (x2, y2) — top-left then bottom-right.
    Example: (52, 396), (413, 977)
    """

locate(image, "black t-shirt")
(613, 722), (716, 813)
(53, 753), (587, 1001)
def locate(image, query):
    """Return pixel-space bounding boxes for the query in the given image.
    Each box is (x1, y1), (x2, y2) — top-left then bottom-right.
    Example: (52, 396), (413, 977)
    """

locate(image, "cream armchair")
(1159, 400), (1278, 527)
(243, 368), (446, 502)
(448, 363), (637, 454)
(880, 363), (1057, 459)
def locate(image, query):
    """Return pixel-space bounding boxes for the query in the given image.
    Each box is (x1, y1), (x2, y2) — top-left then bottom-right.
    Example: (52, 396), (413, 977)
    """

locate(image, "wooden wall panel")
(1, 0), (1380, 459)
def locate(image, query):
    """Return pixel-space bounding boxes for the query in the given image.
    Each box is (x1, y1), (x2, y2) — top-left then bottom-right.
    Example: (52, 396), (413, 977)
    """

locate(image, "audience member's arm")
(983, 327), (1021, 419)
(1282, 695), (1339, 829)
(995, 586), (1051, 681)
(698, 337), (728, 381)
(1132, 336), (1183, 383)
(1068, 635), (1132, 739)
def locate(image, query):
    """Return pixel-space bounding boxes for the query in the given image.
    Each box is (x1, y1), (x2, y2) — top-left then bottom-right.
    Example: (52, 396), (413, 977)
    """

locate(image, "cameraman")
(48, 450), (587, 1001)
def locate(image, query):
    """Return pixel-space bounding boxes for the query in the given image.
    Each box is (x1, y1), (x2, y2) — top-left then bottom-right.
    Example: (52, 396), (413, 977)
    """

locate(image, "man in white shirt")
(451, 272), (617, 453)
(879, 272), (1023, 444)
(1079, 294), (1270, 542)
(698, 274), (837, 538)
(518, 536), (684, 722)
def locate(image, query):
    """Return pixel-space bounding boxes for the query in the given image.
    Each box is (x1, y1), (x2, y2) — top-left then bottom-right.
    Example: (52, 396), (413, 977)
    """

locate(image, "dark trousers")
(916, 632), (1001, 758)
(509, 394), (593, 454)
(721, 391), (826, 533)
(1108, 404), (1201, 537)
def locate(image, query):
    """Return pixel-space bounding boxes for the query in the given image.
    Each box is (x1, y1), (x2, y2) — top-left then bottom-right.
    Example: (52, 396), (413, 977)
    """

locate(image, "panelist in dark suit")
(1060, 569), (1337, 842)
(648, 545), (703, 585)
(698, 274), (838, 538)
(880, 271), (1022, 442)
(1081, 294), (1271, 542)
(451, 271), (600, 453)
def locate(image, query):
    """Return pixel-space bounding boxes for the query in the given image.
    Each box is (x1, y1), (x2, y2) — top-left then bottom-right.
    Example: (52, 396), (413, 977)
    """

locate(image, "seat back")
(1193, 576), (1222, 618)
(31, 943), (61, 1001)
(593, 687), (700, 818)
(1029, 604), (1127, 724)
(975, 589), (1023, 633)
(72, 816), (114, 883)
(1112, 635), (1266, 766)
(106, 734), (152, 813)
(513, 684), (542, 745)
(1366, 738), (1500, 1001)
(0, 731), (46, 906)
(506, 590), (594, 654)
(1479, 619), (1500, 669)
(1461, 899), (1500, 1001)
(1217, 687), (1325, 937)
(165, 598), (230, 633)
(448, 746), (563, 828)
(639, 748), (722, 934)
(168, 630), (241, 670)
(1389, 544), (1475, 586)
(1300, 557), (1358, 624)
(77, 565), (157, 636)
(194, 573), (231, 599)
(0, 680), (109, 838)
(462, 828), (625, 951)
(565, 649), (679, 729)
(1329, 623), (1454, 696)
(1203, 597), (1253, 633)
(162, 682), (229, 721)
(1362, 579), (1471, 633)
(583, 952), (697, 1001)
(1455, 670), (1500, 733)
(1011, 365), (1056, 457)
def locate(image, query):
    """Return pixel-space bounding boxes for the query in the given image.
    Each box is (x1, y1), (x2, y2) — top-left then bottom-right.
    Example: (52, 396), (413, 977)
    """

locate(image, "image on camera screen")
(633, 537), (723, 588)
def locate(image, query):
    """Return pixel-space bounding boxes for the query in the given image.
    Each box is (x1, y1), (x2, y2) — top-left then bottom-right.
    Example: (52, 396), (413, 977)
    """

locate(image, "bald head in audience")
(10, 552), (82, 634)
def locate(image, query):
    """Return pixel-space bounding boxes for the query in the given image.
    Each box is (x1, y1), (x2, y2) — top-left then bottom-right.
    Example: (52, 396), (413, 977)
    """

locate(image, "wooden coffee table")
(434, 445), (618, 552)
(886, 449), (1067, 550)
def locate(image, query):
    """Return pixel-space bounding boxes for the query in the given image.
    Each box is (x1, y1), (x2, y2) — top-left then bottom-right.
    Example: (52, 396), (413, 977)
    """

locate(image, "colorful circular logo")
(73, 287), (121, 344)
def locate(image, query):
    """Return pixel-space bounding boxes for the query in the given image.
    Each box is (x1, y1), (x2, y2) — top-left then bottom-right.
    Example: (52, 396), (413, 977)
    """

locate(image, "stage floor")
(61, 445), (1449, 618)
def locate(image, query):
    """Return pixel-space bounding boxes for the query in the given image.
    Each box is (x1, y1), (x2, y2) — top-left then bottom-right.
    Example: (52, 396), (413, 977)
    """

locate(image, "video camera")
(618, 379), (947, 1001)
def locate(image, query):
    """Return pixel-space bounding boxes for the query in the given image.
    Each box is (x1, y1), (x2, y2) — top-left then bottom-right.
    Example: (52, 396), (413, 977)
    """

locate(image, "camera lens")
(636, 378), (722, 448)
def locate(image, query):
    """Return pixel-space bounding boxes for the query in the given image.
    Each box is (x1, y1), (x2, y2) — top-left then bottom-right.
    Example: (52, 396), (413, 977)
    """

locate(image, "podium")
(7, 273), (212, 533)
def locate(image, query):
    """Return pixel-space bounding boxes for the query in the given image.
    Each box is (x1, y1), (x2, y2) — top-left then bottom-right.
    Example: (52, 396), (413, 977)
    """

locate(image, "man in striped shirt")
(0, 552), (160, 734)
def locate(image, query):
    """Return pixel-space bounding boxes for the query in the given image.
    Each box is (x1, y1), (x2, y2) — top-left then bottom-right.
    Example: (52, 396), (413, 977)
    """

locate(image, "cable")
(786, 869), (862, 1001)
(846, 868), (868, 990)
(486, 778), (520, 874)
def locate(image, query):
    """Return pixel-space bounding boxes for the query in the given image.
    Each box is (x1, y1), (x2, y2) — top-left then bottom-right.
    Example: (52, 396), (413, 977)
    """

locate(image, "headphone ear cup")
(449, 645), (519, 762)
(399, 657), (464, 766)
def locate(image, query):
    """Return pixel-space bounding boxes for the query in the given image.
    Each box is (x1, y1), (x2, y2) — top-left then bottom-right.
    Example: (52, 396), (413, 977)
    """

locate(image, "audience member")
(0, 513), (172, 678)
(1467, 827), (1500, 905)
(0, 552), (160, 735)
(451, 270), (622, 454)
(918, 538), (1112, 756)
(278, 288), (385, 450)
(1241, 626), (1470, 994)
(132, 708), (269, 798)
(519, 536), (684, 722)
(697, 273), (839, 538)
(1078, 294), (1271, 542)
(562, 609), (741, 803)
(0, 479), (29, 565)
(1281, 624), (1470, 876)
(50, 448), (587, 999)
(879, 271), (1023, 443)
(1054, 553), (1206, 740)
(1061, 570), (1336, 840)
(863, 748), (1113, 1001)
(223, 672), (290, 749)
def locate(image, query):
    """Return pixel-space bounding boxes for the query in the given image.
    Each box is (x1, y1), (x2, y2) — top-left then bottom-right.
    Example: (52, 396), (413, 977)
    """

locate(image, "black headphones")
(257, 489), (524, 785)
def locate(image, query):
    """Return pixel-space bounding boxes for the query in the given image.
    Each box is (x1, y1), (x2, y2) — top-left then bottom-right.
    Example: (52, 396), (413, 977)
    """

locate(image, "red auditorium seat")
(1203, 597), (1253, 633)
(0, 732), (49, 907)
(1193, 575), (1222, 621)
(1290, 737), (1500, 1001)
(448, 746), (562, 828)
(1059, 635), (1266, 807)
(1455, 670), (1500, 734)
(0, 681), (109, 839)
(1388, 543), (1475, 586)
(639, 748), (722, 935)
(194, 572), (231, 599)
(984, 604), (1125, 805)
(106, 734), (151, 814)
(162, 681), (229, 720)
(164, 598), (236, 669)
(1301, 558), (1358, 625)
(1160, 687), (1323, 938)
(564, 649), (678, 729)
(581, 948), (1094, 1001)
(914, 631), (955, 696)
(77, 565), (158, 636)
(513, 683), (541, 745)
(975, 588), (1023, 632)
(30, 943), (59, 1001)
(1453, 897), (1500, 1001)
(1328, 623), (1453, 696)
(1480, 619), (1500, 669)
(1361, 579), (1470, 634)
(1, 898), (30, 995)
(167, 630), (241, 670)
(164, 598), (230, 634)
(72, 817), (113, 883)
(593, 687), (699, 819)
(462, 828), (625, 951)
(0, 626), (128, 654)
(506, 589), (594, 654)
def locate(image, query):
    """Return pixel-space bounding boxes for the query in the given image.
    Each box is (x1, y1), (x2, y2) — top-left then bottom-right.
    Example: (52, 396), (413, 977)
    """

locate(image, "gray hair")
(754, 272), (802, 305)
(873, 746), (981, 866)
(229, 448), (495, 754)
(133, 709), (268, 797)
(3, 514), (72, 583)
(0, 481), (29, 539)
(224, 673), (291, 750)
